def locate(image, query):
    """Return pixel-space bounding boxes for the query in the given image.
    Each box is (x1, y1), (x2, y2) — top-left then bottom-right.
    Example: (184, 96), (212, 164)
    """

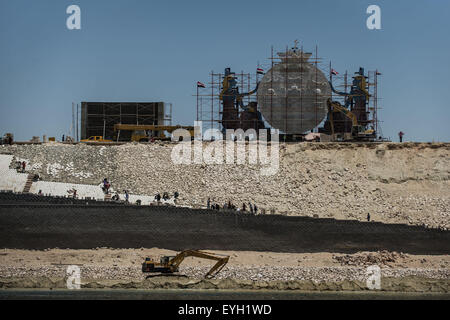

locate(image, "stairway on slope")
(23, 174), (34, 193)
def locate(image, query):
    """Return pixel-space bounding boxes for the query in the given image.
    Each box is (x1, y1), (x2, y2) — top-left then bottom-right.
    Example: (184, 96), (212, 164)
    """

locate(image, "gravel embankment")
(1, 265), (449, 283)
(1, 142), (449, 229)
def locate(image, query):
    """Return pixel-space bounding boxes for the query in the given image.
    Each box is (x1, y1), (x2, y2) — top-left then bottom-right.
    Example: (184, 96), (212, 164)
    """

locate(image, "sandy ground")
(1, 248), (449, 269)
(0, 248), (449, 292)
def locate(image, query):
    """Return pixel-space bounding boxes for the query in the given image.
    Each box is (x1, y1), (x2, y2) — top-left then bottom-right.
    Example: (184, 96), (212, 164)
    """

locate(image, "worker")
(242, 203), (246, 211)
(102, 178), (107, 193)
(367, 213), (371, 222)
(207, 197), (211, 209)
(102, 178), (111, 194)
(163, 192), (169, 201)
(73, 189), (77, 199)
(398, 131), (404, 143)
(21, 161), (26, 173)
(249, 203), (254, 214)
(155, 193), (161, 203)
(125, 190), (129, 203)
(254, 204), (258, 215)
(174, 191), (179, 199)
(62, 134), (65, 142)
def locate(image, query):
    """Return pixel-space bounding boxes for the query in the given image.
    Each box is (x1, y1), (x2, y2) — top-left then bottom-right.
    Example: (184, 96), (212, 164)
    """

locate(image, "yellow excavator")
(327, 99), (375, 141)
(142, 250), (230, 279)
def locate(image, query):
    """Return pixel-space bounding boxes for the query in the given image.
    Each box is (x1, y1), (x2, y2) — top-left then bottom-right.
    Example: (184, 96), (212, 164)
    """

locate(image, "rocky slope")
(1, 142), (449, 229)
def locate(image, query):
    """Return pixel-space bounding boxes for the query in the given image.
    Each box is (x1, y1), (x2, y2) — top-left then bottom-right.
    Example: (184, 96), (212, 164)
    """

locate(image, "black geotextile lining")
(0, 192), (449, 254)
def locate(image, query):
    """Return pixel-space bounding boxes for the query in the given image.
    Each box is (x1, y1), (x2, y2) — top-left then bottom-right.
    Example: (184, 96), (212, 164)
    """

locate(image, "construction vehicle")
(113, 124), (195, 142)
(320, 67), (379, 142)
(142, 250), (229, 279)
(327, 99), (375, 141)
(80, 136), (113, 143)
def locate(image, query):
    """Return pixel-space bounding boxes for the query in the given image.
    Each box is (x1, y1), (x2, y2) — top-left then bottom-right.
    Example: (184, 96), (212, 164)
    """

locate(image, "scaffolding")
(259, 44), (330, 135)
(195, 43), (330, 138)
(326, 65), (382, 138)
(196, 71), (260, 134)
(195, 43), (382, 140)
(80, 102), (171, 141)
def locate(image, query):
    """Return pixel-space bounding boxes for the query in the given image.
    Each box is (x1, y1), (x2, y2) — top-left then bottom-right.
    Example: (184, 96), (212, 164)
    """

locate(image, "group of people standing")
(15, 161), (26, 173)
(207, 198), (260, 214)
(154, 192), (179, 203)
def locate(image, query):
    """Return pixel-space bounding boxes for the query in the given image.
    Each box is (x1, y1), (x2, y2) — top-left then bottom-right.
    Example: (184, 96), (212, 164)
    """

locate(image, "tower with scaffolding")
(318, 66), (383, 141)
(196, 69), (263, 136)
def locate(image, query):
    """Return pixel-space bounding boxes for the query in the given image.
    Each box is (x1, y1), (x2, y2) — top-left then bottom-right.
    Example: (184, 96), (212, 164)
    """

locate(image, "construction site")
(0, 43), (449, 297)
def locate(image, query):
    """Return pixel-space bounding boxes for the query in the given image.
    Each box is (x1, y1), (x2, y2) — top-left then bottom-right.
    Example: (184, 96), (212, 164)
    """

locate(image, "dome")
(257, 49), (331, 134)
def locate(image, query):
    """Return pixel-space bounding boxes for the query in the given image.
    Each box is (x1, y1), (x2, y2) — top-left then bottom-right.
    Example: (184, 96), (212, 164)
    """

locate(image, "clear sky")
(1, 0), (449, 142)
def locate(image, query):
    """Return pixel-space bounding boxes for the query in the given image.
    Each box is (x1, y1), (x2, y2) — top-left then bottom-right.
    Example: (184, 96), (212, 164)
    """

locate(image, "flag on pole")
(331, 69), (339, 75)
(197, 81), (206, 88)
(257, 68), (264, 75)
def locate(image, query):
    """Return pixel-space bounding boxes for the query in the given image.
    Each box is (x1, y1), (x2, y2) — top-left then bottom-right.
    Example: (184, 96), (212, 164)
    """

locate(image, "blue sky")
(1, 0), (449, 142)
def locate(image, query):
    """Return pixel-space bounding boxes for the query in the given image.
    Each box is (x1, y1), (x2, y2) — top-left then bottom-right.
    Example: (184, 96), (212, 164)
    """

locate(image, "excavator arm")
(327, 98), (358, 140)
(327, 99), (358, 127)
(168, 250), (230, 279)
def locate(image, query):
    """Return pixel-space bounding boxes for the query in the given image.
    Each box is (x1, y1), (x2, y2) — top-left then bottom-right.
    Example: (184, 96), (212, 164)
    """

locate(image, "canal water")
(1, 289), (448, 300)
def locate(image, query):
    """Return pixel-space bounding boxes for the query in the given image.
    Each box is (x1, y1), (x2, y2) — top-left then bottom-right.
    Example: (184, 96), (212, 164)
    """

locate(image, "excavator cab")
(142, 257), (175, 273)
(160, 256), (175, 264)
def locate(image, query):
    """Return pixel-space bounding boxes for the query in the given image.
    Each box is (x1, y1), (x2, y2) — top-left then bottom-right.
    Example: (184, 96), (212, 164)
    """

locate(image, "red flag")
(331, 69), (339, 75)
(257, 68), (264, 75)
(197, 81), (206, 88)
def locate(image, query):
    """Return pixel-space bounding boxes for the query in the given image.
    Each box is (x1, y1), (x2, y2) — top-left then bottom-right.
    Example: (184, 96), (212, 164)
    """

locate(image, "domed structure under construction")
(257, 48), (331, 134)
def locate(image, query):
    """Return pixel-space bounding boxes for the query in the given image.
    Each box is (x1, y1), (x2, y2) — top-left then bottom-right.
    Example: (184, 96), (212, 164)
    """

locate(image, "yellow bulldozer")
(142, 250), (229, 279)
